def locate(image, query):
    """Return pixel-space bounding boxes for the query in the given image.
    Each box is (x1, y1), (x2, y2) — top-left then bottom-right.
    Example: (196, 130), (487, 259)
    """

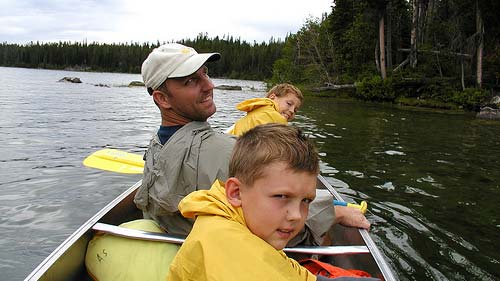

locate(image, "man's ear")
(225, 177), (242, 207)
(152, 90), (172, 109)
(268, 93), (276, 100)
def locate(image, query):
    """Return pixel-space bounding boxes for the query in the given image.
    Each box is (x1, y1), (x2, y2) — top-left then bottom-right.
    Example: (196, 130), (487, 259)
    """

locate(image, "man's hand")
(334, 205), (370, 230)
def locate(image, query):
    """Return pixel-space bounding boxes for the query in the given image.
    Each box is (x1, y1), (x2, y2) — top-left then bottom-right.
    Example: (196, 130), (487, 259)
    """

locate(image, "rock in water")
(477, 106), (500, 120)
(58, 77), (82, 83)
(128, 81), (145, 87)
(215, 85), (242, 90)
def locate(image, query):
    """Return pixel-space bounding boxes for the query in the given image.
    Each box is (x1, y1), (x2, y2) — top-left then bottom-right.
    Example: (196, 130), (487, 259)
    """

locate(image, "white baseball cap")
(141, 43), (221, 91)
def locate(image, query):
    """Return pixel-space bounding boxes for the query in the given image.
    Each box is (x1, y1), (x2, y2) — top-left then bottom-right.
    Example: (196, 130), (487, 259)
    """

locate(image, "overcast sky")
(0, 0), (333, 44)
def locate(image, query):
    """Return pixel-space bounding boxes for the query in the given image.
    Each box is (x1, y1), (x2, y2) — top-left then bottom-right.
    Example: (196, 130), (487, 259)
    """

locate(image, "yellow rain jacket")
(229, 98), (287, 136)
(167, 180), (316, 281)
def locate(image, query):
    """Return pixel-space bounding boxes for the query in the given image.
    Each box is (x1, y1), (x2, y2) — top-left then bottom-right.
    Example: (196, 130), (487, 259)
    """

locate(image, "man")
(134, 43), (369, 246)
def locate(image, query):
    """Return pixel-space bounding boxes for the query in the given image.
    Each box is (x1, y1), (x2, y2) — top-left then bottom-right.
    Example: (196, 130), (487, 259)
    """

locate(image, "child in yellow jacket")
(167, 124), (379, 281)
(229, 83), (303, 136)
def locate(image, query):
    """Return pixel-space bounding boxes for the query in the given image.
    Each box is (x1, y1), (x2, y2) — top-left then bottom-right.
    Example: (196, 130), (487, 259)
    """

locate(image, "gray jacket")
(134, 121), (236, 235)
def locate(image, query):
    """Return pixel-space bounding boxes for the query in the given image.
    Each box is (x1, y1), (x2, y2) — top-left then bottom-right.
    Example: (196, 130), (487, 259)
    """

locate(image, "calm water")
(0, 67), (498, 280)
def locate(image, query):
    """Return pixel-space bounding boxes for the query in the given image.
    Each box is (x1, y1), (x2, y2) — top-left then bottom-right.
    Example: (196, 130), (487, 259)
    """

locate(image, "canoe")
(24, 175), (396, 281)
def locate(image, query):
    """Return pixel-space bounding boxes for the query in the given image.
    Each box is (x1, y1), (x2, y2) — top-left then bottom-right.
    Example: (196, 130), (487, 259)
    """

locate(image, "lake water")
(0, 66), (498, 280)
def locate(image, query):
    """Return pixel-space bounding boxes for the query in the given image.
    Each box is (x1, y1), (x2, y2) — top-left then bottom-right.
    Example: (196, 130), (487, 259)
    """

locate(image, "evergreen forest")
(1, 0), (499, 111)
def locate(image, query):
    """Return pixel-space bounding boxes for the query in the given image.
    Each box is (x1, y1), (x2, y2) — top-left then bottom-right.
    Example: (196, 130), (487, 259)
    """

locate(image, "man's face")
(238, 162), (317, 250)
(164, 66), (216, 121)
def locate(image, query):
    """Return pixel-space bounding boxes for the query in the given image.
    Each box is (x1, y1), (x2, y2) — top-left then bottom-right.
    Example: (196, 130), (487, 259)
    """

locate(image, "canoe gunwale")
(23, 181), (142, 281)
(92, 222), (371, 256)
(317, 175), (397, 281)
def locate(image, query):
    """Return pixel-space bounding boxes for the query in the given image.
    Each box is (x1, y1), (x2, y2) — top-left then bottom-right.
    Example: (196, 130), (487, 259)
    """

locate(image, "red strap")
(299, 258), (372, 278)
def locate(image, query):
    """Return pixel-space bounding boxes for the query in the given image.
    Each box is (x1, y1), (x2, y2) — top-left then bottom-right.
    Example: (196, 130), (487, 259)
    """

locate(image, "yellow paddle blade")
(83, 149), (145, 174)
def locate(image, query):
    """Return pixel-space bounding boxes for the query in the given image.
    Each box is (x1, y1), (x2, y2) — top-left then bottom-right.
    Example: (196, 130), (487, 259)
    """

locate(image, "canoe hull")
(25, 177), (395, 281)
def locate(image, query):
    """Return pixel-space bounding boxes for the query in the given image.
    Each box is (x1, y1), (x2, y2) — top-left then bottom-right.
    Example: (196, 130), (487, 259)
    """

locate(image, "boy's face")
(269, 93), (301, 121)
(235, 162), (317, 250)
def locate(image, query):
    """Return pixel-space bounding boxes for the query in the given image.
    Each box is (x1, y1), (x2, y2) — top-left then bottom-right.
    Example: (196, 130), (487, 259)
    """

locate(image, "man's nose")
(201, 75), (214, 91)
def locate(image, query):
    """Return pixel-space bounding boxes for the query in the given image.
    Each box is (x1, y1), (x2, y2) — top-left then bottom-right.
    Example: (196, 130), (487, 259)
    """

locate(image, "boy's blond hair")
(229, 123), (319, 186)
(266, 83), (304, 105)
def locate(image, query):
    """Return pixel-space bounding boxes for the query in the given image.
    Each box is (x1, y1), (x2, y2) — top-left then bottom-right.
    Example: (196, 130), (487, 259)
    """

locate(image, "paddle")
(333, 200), (368, 214)
(83, 148), (145, 174)
(84, 126), (237, 174)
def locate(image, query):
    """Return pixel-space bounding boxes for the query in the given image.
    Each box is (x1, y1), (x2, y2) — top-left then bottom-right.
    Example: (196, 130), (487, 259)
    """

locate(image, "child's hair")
(266, 83), (304, 104)
(229, 123), (319, 186)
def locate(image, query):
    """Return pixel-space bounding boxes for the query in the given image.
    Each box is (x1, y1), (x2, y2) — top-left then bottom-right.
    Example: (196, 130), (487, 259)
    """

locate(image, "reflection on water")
(1, 67), (499, 280)
(297, 97), (500, 280)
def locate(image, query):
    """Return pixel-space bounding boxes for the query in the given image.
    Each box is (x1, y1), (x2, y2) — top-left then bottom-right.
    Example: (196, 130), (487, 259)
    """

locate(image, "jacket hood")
(178, 180), (246, 226)
(236, 98), (279, 113)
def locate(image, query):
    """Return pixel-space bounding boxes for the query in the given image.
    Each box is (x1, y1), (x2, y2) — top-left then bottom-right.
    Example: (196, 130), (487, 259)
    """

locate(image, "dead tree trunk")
(410, 0), (419, 68)
(312, 42), (332, 84)
(461, 56), (465, 90)
(424, 0), (435, 41)
(379, 15), (387, 79)
(399, 48), (472, 58)
(393, 58), (409, 72)
(435, 52), (443, 78)
(476, 1), (484, 89)
(386, 0), (393, 72)
(417, 0), (426, 44)
(297, 30), (332, 84)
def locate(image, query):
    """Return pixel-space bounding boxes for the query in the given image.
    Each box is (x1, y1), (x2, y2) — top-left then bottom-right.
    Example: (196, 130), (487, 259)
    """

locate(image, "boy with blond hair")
(229, 83), (303, 136)
(167, 124), (378, 281)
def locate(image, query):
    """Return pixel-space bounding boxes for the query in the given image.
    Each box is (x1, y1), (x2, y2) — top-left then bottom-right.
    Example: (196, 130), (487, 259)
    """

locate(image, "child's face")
(269, 93), (301, 121)
(239, 162), (317, 250)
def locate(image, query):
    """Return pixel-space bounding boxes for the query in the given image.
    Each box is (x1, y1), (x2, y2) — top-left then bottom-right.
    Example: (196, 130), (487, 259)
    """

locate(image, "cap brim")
(169, 53), (221, 78)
